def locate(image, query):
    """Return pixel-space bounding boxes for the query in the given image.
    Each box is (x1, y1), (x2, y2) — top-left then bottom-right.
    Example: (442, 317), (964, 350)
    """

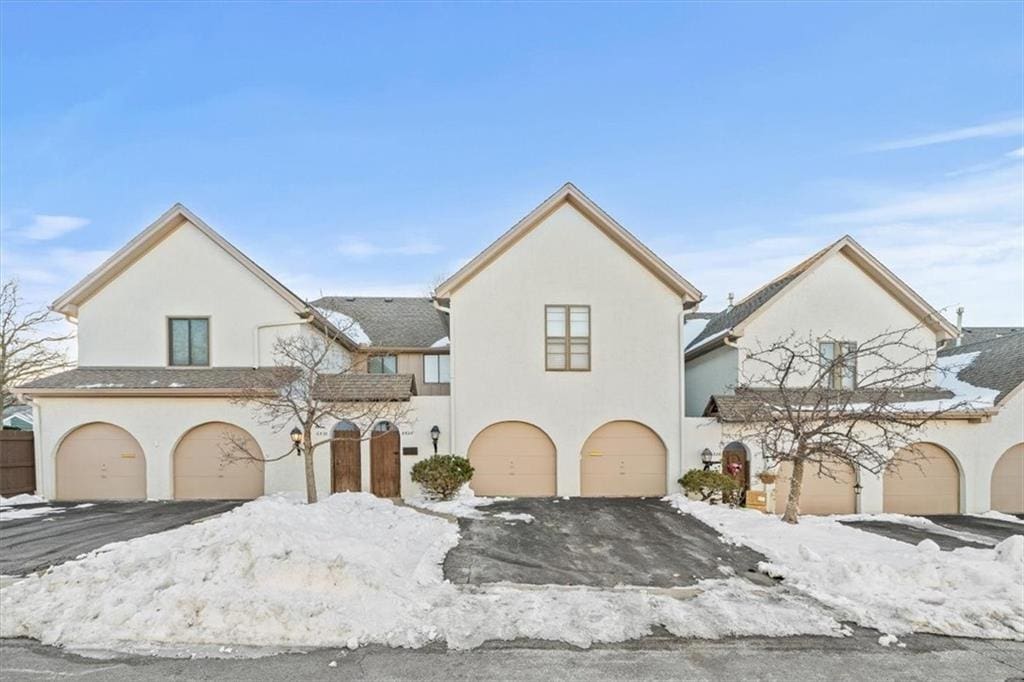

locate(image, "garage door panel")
(991, 444), (1024, 514)
(775, 459), (856, 515)
(56, 423), (146, 501)
(581, 421), (667, 497)
(883, 444), (959, 515)
(174, 423), (264, 500)
(468, 422), (556, 497)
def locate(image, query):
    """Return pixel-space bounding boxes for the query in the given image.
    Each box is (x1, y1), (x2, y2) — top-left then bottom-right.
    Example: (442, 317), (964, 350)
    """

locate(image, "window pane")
(570, 340), (589, 369)
(189, 319), (209, 365)
(546, 306), (566, 337)
(546, 339), (566, 369)
(438, 354), (450, 383)
(842, 342), (857, 389)
(383, 355), (397, 374)
(170, 319), (190, 365)
(368, 356), (382, 373)
(424, 355), (439, 383)
(569, 307), (589, 337)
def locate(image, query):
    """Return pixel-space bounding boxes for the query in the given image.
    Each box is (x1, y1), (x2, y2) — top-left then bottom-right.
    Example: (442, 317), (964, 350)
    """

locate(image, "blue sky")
(2, 2), (1022, 324)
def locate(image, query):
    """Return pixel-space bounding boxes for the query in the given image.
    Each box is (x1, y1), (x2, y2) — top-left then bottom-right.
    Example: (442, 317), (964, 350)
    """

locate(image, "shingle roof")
(312, 297), (449, 349)
(17, 367), (417, 401)
(958, 326), (1024, 347)
(938, 331), (1024, 404)
(686, 272), (801, 352)
(705, 386), (958, 422)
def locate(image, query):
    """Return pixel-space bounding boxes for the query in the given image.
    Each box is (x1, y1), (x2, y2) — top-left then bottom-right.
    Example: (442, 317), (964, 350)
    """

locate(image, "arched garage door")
(774, 459), (857, 515)
(883, 443), (960, 515)
(56, 423), (146, 500)
(468, 422), (556, 496)
(580, 421), (666, 497)
(991, 443), (1024, 514)
(174, 423), (265, 500)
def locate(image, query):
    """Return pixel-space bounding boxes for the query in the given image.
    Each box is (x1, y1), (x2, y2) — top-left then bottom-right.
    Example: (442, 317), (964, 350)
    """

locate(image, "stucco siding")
(450, 202), (686, 496)
(684, 345), (737, 416)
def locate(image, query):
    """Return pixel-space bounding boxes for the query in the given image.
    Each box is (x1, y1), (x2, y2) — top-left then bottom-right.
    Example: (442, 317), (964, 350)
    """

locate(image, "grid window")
(546, 305), (590, 371)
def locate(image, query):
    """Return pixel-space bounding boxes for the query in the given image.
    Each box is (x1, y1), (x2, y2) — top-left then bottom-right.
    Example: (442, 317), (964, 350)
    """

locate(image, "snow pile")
(0, 493), (844, 655)
(0, 493), (46, 506)
(493, 512), (535, 523)
(1, 506), (65, 522)
(404, 486), (508, 519)
(668, 495), (1024, 640)
(973, 511), (1024, 525)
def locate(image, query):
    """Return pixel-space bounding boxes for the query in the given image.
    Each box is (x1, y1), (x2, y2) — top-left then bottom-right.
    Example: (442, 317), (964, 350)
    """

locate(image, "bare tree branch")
(0, 280), (74, 410)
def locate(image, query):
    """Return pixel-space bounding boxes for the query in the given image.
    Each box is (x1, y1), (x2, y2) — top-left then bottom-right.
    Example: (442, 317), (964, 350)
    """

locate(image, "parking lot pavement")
(443, 497), (769, 588)
(0, 500), (243, 576)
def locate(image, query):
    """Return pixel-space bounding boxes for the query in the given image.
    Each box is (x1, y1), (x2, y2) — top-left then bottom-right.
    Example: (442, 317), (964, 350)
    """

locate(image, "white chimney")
(727, 292), (735, 309)
(956, 306), (964, 347)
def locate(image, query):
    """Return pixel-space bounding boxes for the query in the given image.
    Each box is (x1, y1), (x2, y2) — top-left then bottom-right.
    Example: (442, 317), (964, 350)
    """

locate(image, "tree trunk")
(782, 458), (804, 524)
(303, 441), (318, 504)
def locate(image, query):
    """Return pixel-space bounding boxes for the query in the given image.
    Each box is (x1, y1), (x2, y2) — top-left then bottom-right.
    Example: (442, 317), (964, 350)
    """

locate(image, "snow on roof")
(430, 336), (450, 348)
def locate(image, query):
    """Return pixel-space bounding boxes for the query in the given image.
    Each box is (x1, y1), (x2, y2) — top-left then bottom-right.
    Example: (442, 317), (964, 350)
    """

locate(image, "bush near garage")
(410, 455), (475, 500)
(679, 468), (740, 505)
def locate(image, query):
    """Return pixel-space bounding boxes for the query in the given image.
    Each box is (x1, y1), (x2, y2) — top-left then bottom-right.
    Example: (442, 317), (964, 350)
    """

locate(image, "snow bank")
(668, 495), (1024, 640)
(0, 493), (843, 656)
(0, 493), (46, 506)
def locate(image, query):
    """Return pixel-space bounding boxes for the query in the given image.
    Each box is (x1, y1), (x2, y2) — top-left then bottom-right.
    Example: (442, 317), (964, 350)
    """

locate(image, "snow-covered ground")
(0, 493), (843, 656)
(668, 495), (1023, 641)
(404, 487), (509, 518)
(0, 495), (93, 522)
(0, 494), (47, 506)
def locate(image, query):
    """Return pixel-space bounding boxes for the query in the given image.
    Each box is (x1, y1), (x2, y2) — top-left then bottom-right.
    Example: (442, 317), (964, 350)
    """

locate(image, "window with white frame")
(819, 341), (857, 389)
(546, 305), (590, 371)
(423, 354), (450, 383)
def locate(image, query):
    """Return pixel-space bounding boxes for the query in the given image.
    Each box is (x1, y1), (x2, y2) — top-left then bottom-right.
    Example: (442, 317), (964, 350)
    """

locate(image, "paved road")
(2, 631), (1023, 681)
(444, 497), (770, 587)
(0, 500), (243, 576)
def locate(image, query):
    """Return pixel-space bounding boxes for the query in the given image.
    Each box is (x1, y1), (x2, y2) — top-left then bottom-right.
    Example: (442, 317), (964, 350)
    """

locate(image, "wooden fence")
(0, 431), (35, 496)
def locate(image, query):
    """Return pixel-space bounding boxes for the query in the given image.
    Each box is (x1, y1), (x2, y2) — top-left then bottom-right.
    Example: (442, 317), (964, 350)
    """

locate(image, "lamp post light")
(430, 425), (441, 454)
(701, 448), (719, 471)
(290, 427), (303, 456)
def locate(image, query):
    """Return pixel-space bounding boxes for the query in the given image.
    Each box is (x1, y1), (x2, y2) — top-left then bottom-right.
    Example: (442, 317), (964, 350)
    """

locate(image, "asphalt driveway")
(443, 497), (768, 588)
(839, 514), (1022, 551)
(0, 500), (242, 576)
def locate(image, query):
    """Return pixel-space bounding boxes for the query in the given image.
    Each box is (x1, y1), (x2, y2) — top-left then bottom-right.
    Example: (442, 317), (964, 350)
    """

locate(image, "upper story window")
(169, 318), (209, 366)
(546, 305), (590, 371)
(423, 354), (450, 383)
(368, 354), (398, 374)
(819, 341), (857, 389)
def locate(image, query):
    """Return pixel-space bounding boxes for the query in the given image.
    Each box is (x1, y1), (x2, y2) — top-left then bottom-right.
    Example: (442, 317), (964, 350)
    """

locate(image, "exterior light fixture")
(701, 448), (719, 471)
(854, 482), (863, 495)
(290, 427), (303, 455)
(430, 425), (441, 454)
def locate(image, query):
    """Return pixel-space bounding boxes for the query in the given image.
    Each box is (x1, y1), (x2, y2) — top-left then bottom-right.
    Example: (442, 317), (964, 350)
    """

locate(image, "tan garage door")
(174, 423), (265, 500)
(774, 459), (856, 515)
(581, 421), (666, 497)
(468, 422), (556, 496)
(56, 423), (146, 501)
(991, 443), (1024, 514)
(883, 443), (960, 515)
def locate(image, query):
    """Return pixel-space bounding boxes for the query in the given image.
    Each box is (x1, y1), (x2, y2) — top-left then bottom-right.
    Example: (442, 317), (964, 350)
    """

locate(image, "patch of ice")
(667, 494), (1024, 640)
(0, 492), (845, 656)
(493, 512), (534, 524)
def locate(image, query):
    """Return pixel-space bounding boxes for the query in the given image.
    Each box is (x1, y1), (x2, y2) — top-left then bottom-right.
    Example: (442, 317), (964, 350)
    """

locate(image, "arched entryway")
(467, 421), (556, 496)
(580, 420), (667, 497)
(991, 443), (1024, 514)
(722, 442), (750, 491)
(331, 421), (361, 493)
(883, 443), (960, 515)
(56, 422), (146, 500)
(173, 422), (264, 500)
(370, 421), (401, 497)
(774, 458), (857, 515)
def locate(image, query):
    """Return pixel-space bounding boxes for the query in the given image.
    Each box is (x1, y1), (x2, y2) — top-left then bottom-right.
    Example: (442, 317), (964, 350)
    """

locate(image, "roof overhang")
(434, 183), (703, 303)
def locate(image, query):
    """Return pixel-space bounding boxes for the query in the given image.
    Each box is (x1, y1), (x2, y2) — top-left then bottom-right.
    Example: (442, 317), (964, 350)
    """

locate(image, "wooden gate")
(331, 422), (361, 493)
(0, 431), (35, 496)
(370, 423), (401, 497)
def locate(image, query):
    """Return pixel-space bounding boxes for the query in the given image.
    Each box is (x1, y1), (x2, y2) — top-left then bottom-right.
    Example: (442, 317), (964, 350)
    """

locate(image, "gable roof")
(958, 326), (1024, 347)
(434, 183), (703, 302)
(312, 296), (450, 349)
(938, 331), (1024, 406)
(685, 235), (958, 359)
(49, 203), (357, 351)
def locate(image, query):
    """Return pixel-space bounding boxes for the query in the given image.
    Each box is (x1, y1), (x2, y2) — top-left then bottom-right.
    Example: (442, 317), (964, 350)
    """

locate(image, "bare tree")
(0, 280), (74, 410)
(228, 310), (412, 503)
(725, 324), (973, 524)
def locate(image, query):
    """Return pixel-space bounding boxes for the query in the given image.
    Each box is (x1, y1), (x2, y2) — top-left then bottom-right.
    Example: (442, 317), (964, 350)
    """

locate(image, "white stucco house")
(15, 183), (1024, 516)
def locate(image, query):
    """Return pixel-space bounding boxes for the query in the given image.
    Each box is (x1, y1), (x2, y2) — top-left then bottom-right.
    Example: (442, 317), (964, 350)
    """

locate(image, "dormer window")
(820, 341), (857, 389)
(546, 305), (590, 371)
(169, 318), (209, 366)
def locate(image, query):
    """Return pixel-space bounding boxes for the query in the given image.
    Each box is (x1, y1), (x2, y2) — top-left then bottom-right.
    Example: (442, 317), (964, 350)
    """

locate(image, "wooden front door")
(722, 443), (749, 491)
(331, 425), (361, 493)
(370, 424), (401, 497)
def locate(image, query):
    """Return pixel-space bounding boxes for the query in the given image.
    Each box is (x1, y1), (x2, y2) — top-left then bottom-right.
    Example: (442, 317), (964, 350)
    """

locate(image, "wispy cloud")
(18, 214), (90, 240)
(337, 238), (442, 258)
(867, 116), (1023, 152)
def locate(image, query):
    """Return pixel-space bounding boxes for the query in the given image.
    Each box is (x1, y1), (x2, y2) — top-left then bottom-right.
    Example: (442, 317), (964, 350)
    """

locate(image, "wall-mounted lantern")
(701, 448), (719, 471)
(430, 425), (441, 454)
(290, 427), (303, 456)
